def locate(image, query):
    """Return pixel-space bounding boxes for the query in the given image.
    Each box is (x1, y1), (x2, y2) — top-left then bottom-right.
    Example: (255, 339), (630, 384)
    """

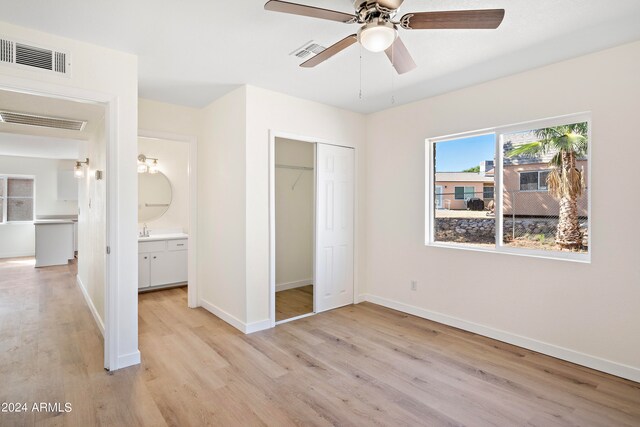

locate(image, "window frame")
(425, 112), (591, 263)
(0, 175), (36, 224)
(518, 170), (551, 192)
(483, 185), (495, 199)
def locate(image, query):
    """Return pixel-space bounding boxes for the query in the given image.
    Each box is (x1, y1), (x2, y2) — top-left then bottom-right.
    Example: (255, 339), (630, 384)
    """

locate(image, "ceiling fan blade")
(300, 35), (358, 68)
(264, 0), (356, 23)
(385, 36), (416, 74)
(400, 9), (505, 30)
(377, 0), (404, 11)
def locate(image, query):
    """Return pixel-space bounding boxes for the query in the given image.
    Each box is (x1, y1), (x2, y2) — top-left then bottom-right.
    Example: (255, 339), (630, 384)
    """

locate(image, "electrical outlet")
(411, 280), (418, 291)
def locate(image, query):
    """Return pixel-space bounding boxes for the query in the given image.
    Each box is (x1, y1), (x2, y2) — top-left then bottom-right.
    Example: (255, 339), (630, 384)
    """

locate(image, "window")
(427, 114), (590, 262)
(431, 134), (496, 246)
(454, 186), (475, 200)
(519, 171), (550, 191)
(483, 186), (494, 199)
(0, 176), (35, 223)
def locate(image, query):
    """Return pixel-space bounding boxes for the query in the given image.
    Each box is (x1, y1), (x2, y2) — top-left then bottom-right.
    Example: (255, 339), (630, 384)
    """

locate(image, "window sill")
(426, 241), (590, 264)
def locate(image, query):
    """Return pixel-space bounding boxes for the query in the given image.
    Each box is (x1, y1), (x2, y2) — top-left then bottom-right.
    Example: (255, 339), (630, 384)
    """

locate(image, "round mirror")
(138, 172), (172, 222)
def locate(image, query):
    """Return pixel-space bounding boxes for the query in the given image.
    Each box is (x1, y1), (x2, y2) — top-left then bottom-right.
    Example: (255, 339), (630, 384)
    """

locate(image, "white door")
(315, 144), (354, 312)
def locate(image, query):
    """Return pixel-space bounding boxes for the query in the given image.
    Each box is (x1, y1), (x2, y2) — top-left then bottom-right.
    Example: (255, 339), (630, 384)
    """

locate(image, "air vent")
(0, 37), (70, 75)
(0, 111), (86, 131)
(290, 41), (326, 59)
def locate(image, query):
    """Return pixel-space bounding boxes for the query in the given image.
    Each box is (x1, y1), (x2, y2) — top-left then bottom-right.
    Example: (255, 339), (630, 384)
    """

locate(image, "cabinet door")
(138, 253), (151, 289)
(150, 250), (188, 287)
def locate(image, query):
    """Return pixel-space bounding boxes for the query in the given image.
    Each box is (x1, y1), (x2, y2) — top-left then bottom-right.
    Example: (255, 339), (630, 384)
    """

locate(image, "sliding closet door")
(315, 144), (354, 312)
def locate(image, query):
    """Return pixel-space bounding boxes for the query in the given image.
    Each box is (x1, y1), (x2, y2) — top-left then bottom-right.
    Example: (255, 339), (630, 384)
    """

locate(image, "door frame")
(138, 130), (198, 308)
(268, 130), (356, 327)
(0, 75), (118, 370)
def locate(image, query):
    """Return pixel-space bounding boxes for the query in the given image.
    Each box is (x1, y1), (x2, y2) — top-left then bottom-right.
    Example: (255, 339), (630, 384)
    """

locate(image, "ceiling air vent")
(0, 37), (71, 75)
(290, 41), (326, 59)
(0, 111), (86, 131)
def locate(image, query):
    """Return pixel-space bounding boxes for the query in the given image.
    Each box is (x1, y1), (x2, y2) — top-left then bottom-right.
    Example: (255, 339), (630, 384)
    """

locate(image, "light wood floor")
(275, 285), (313, 321)
(2, 257), (640, 426)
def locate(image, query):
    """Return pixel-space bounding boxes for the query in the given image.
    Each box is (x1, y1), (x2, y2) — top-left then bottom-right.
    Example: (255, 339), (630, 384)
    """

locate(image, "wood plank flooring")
(1, 256), (640, 426)
(276, 285), (313, 321)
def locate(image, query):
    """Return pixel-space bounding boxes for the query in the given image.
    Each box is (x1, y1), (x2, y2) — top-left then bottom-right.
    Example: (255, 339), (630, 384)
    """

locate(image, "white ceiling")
(0, 89), (103, 159)
(1, 0), (639, 113)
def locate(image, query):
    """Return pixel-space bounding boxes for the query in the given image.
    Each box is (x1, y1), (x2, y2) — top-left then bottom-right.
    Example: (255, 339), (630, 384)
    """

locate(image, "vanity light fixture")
(74, 158), (89, 178)
(137, 154), (159, 174)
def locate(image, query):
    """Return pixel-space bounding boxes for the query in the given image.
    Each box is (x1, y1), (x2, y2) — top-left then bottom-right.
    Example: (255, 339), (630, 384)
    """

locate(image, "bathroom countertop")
(34, 219), (75, 225)
(138, 233), (189, 242)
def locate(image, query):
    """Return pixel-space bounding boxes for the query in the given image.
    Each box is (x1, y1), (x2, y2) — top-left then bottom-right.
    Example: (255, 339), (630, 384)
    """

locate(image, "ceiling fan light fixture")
(358, 21), (397, 52)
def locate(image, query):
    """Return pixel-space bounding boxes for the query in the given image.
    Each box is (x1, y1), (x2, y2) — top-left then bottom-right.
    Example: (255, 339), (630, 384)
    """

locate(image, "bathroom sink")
(138, 233), (188, 242)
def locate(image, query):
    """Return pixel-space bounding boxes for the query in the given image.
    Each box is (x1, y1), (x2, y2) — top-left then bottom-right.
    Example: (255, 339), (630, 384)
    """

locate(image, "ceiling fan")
(264, 0), (505, 74)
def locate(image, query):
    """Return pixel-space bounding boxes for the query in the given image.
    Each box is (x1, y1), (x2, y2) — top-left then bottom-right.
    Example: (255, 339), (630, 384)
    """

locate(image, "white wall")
(364, 41), (640, 380)
(274, 138), (314, 289)
(0, 21), (139, 370)
(244, 85), (366, 327)
(138, 98), (202, 138)
(77, 115), (106, 328)
(198, 87), (248, 328)
(138, 137), (189, 233)
(0, 156), (77, 258)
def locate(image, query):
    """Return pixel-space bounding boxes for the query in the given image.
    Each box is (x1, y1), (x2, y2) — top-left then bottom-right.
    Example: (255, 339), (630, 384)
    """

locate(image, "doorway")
(270, 133), (355, 326)
(136, 131), (198, 308)
(274, 138), (315, 322)
(0, 87), (112, 368)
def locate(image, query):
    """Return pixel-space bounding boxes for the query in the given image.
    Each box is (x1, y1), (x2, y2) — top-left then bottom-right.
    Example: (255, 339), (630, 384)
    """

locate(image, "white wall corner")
(355, 293), (369, 304)
(76, 275), (105, 336)
(363, 294), (640, 383)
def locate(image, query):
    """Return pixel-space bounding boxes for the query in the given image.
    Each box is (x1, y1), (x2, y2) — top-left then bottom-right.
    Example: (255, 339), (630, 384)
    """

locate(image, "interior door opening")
(0, 87), (110, 367)
(270, 134), (355, 327)
(274, 137), (316, 323)
(136, 134), (196, 309)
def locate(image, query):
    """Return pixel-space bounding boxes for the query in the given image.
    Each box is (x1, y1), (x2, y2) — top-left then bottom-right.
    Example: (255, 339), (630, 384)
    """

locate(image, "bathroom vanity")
(138, 234), (188, 291)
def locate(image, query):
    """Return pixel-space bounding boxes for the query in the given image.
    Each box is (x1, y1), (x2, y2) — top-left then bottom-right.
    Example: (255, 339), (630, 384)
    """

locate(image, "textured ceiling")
(1, 0), (639, 113)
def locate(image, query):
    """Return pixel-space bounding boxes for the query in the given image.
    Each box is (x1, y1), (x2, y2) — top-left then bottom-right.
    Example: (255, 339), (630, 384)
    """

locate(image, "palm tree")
(507, 122), (588, 250)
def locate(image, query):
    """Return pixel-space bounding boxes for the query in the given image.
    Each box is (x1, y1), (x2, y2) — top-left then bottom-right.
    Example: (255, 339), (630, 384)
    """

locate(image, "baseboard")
(355, 293), (367, 304)
(245, 318), (271, 334)
(116, 350), (141, 369)
(363, 294), (640, 383)
(0, 251), (34, 259)
(199, 298), (247, 333)
(276, 279), (313, 292)
(76, 275), (105, 336)
(200, 298), (272, 334)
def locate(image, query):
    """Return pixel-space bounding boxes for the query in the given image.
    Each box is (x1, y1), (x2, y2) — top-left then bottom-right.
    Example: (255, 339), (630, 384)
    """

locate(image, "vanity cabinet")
(138, 238), (188, 290)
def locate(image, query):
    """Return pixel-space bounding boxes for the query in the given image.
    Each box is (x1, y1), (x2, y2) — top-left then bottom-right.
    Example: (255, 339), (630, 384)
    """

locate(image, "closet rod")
(275, 164), (313, 171)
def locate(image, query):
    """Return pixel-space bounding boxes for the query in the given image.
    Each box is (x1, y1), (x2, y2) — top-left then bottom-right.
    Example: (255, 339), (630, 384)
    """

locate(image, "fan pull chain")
(359, 44), (363, 100)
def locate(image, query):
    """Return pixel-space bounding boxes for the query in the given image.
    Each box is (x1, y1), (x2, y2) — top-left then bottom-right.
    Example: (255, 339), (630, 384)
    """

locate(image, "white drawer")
(168, 239), (188, 251)
(139, 240), (166, 253)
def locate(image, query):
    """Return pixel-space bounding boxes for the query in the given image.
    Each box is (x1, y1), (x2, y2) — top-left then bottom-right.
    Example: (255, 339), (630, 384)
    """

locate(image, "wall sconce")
(74, 158), (89, 178)
(137, 154), (159, 174)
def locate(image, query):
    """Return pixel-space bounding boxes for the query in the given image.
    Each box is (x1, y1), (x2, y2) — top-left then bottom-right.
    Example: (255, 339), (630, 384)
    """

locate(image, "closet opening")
(274, 137), (315, 323)
(270, 132), (356, 327)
